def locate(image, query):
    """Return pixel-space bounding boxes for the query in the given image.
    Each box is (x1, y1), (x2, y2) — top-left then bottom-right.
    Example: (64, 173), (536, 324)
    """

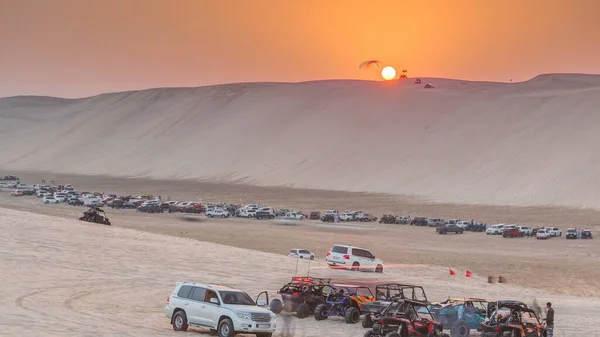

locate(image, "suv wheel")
(351, 262), (360, 271)
(375, 265), (383, 273)
(218, 318), (234, 337)
(172, 310), (188, 331)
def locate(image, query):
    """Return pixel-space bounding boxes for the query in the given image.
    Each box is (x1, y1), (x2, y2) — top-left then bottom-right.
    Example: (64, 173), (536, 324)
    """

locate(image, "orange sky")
(1, 0), (599, 98)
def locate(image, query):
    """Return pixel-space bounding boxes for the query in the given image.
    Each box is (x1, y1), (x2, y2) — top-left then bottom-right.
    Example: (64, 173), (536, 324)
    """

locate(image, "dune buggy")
(364, 298), (449, 337)
(362, 284), (429, 328)
(314, 284), (375, 324)
(429, 298), (487, 337)
(269, 276), (331, 318)
(481, 301), (547, 337)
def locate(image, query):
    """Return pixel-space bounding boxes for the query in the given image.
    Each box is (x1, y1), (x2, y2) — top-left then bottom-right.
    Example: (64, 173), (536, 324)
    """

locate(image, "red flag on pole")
(465, 270), (472, 278)
(449, 269), (456, 276)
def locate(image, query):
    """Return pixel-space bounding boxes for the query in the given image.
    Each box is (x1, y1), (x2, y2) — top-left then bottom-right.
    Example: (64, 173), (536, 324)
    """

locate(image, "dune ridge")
(2, 73), (600, 208)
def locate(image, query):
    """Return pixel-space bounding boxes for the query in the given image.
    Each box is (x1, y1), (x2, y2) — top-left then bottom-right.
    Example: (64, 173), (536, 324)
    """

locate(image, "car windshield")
(219, 291), (255, 305)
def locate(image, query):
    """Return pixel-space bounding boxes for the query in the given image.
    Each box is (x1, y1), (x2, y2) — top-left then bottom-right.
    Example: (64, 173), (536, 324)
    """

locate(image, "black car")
(68, 198), (84, 206)
(137, 204), (163, 213)
(437, 224), (464, 234)
(270, 276), (331, 318)
(411, 217), (428, 226)
(255, 210), (275, 219)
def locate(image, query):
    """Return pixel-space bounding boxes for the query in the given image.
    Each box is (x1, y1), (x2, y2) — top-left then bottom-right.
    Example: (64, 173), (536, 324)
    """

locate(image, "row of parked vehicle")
(4, 182), (595, 241)
(486, 223), (593, 239)
(165, 274), (550, 337)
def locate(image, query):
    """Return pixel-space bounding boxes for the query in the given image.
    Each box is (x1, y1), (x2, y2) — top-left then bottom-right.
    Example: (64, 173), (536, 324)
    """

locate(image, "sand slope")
(2, 206), (600, 336)
(2, 74), (600, 208)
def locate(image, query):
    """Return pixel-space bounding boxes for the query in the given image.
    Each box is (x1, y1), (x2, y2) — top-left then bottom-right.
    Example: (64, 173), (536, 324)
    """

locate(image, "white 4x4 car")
(206, 208), (230, 218)
(288, 249), (315, 260)
(165, 282), (276, 337)
(536, 229), (550, 240)
(325, 244), (383, 273)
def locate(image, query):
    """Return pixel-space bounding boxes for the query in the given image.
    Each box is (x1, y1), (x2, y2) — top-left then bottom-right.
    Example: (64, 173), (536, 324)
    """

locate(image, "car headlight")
(235, 311), (252, 320)
(270, 313), (276, 319)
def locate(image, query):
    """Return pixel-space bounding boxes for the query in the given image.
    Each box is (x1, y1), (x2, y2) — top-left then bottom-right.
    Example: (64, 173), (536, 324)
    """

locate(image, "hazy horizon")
(2, 0), (600, 98)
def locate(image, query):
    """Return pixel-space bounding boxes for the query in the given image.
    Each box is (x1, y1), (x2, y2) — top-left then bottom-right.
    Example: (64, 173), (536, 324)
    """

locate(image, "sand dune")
(2, 206), (600, 336)
(2, 74), (600, 208)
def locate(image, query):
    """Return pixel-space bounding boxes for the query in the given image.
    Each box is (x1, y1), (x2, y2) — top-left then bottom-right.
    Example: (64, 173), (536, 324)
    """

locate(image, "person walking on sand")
(545, 302), (554, 336)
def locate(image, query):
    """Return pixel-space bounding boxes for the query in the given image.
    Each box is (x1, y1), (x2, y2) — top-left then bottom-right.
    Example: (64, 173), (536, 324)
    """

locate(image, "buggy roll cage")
(375, 283), (428, 302)
(289, 276), (331, 286)
(326, 284), (373, 304)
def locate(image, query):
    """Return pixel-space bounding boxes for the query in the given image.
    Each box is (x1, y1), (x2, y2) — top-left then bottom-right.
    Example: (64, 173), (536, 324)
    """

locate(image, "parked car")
(43, 196), (59, 204)
(455, 221), (471, 229)
(486, 224), (504, 235)
(288, 249), (315, 260)
(308, 211), (321, 220)
(427, 218), (445, 227)
(565, 228), (578, 239)
(437, 224), (464, 234)
(516, 226), (533, 236)
(164, 282), (275, 336)
(545, 227), (562, 237)
(206, 208), (230, 218)
(68, 198), (84, 206)
(536, 229), (550, 240)
(503, 226), (523, 238)
(325, 244), (383, 273)
(356, 213), (377, 222)
(284, 212), (304, 220)
(255, 207), (275, 220)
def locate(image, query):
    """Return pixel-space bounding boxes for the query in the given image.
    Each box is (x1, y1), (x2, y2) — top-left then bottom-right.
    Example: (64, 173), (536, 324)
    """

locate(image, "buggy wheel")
(451, 321), (470, 337)
(314, 303), (328, 320)
(296, 302), (310, 318)
(361, 314), (374, 328)
(344, 306), (360, 324)
(384, 332), (400, 337)
(269, 298), (283, 314)
(351, 262), (360, 271)
(364, 330), (375, 337)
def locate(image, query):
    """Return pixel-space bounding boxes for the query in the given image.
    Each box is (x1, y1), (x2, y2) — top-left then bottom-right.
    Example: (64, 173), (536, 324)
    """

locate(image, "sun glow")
(381, 66), (396, 80)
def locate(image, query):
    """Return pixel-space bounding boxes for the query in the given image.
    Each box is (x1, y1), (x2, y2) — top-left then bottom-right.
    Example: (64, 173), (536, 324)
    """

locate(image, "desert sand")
(2, 74), (600, 208)
(1, 200), (599, 337)
(2, 74), (600, 336)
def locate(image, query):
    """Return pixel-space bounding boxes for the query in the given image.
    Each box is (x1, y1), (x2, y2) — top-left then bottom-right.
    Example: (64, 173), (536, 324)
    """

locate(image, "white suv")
(165, 282), (276, 337)
(325, 244), (383, 273)
(206, 208), (230, 218)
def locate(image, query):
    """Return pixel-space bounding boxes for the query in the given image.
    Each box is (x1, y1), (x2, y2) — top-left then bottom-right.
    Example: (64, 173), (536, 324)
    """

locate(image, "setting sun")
(381, 66), (396, 80)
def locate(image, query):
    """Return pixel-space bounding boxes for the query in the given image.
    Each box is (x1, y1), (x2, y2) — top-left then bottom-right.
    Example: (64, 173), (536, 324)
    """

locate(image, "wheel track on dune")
(14, 276), (167, 334)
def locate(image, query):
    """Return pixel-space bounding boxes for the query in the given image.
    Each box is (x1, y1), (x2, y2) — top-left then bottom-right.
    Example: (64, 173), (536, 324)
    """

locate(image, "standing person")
(545, 302), (554, 337)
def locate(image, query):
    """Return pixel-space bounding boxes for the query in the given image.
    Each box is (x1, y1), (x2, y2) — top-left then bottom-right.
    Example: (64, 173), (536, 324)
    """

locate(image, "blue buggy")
(313, 284), (375, 324)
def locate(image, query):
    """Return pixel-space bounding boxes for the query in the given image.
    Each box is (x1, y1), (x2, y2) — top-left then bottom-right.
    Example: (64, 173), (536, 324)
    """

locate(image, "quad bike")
(79, 207), (111, 226)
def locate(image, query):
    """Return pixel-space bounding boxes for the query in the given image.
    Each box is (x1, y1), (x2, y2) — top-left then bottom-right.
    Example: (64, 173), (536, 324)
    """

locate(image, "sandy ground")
(1, 204), (599, 337)
(3, 74), (600, 208)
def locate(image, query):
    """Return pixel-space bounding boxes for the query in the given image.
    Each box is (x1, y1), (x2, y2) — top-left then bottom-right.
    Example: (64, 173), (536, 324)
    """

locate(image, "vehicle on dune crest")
(78, 207), (111, 226)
